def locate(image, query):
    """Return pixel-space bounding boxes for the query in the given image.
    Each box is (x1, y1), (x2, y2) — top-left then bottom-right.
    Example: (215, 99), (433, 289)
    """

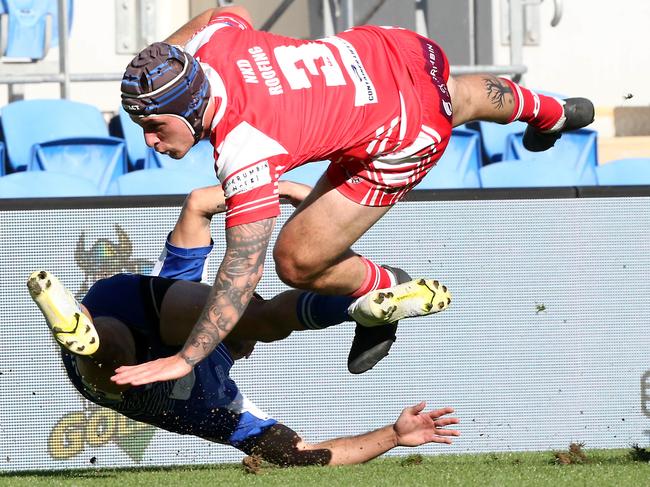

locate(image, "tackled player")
(28, 181), (458, 466)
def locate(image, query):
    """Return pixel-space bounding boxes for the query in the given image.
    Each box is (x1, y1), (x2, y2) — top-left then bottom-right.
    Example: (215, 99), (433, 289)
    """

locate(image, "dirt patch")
(554, 442), (588, 465)
(242, 454), (263, 474)
(400, 454), (424, 466)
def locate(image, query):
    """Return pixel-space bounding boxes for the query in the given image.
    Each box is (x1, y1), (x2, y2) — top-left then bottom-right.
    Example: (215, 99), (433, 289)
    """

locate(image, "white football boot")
(27, 270), (99, 355)
(348, 278), (452, 328)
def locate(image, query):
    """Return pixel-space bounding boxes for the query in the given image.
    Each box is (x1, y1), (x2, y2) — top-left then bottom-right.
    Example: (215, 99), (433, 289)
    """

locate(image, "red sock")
(500, 78), (565, 132)
(350, 257), (396, 297)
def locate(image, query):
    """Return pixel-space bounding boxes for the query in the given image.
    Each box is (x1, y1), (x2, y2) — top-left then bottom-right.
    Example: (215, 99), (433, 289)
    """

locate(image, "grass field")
(2, 447), (650, 487)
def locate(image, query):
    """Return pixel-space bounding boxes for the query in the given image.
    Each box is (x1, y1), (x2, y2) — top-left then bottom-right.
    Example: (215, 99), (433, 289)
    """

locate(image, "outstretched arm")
(241, 403), (460, 467)
(164, 5), (253, 45)
(170, 181), (311, 248)
(169, 185), (226, 248)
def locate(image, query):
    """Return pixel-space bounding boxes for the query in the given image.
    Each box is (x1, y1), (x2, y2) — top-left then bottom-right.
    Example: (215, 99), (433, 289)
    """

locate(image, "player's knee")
(273, 247), (322, 289)
(273, 258), (315, 289)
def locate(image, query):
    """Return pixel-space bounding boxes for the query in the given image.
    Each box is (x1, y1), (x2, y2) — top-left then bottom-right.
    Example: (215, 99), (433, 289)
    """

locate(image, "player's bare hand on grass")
(393, 402), (460, 446)
(111, 353), (192, 386)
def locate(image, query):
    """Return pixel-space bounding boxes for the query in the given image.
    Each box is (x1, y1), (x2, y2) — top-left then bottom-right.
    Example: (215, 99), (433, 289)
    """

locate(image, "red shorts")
(327, 30), (453, 206)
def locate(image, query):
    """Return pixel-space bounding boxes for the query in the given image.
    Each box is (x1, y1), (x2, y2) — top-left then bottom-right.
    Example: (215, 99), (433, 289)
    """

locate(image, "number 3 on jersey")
(274, 43), (346, 90)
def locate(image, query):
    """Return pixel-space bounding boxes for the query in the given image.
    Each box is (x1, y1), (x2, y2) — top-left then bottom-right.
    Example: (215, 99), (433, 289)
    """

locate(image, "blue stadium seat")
(118, 107), (149, 170)
(146, 138), (216, 176)
(417, 128), (481, 189)
(479, 158), (585, 188)
(475, 120), (527, 163)
(47, 0), (73, 49)
(1, 100), (126, 186)
(30, 137), (127, 193)
(1, 0), (73, 59)
(0, 142), (5, 176)
(503, 129), (598, 185)
(107, 168), (218, 196)
(596, 158), (650, 186)
(280, 160), (329, 187)
(0, 171), (100, 198)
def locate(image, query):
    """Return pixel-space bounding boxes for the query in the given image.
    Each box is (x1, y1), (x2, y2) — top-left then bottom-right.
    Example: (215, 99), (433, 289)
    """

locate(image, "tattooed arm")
(111, 218), (276, 386)
(180, 218), (275, 366)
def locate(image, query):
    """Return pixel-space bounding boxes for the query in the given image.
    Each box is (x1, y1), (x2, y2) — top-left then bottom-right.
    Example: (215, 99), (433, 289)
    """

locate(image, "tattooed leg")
(447, 74), (518, 126)
(483, 76), (514, 111)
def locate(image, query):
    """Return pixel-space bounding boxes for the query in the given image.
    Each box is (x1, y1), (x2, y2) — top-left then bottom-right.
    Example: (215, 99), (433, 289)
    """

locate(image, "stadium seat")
(0, 171), (100, 198)
(30, 137), (127, 193)
(475, 120), (527, 164)
(503, 129), (598, 185)
(0, 0), (73, 59)
(1, 100), (127, 189)
(47, 0), (73, 49)
(0, 141), (5, 176)
(280, 160), (329, 186)
(479, 158), (585, 188)
(595, 158), (650, 186)
(146, 139), (216, 176)
(117, 107), (149, 170)
(417, 128), (481, 189)
(107, 168), (219, 196)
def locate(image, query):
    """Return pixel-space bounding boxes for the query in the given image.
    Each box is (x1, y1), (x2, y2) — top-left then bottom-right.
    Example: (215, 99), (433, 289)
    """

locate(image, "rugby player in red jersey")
(114, 5), (594, 384)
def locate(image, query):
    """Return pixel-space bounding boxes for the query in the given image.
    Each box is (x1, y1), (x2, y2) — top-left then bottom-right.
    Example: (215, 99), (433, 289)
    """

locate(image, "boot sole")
(353, 278), (452, 326)
(27, 271), (99, 355)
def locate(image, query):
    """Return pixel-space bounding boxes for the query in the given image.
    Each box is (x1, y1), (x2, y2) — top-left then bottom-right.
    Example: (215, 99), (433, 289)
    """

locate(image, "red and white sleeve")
(216, 122), (292, 228)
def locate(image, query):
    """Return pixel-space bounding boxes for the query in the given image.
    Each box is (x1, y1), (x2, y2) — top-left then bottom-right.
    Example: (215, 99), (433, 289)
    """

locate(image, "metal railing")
(0, 0), (564, 100)
(507, 0), (563, 81)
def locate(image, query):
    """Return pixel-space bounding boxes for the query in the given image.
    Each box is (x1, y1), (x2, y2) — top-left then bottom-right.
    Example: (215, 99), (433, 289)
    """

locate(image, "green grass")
(1, 448), (650, 487)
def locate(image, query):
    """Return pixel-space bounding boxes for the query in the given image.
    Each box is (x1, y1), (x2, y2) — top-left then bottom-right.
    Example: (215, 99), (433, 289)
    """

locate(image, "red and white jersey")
(184, 13), (449, 227)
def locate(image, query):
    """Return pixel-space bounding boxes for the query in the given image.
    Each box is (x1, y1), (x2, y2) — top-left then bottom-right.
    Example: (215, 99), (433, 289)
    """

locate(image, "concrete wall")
(491, 0), (650, 109)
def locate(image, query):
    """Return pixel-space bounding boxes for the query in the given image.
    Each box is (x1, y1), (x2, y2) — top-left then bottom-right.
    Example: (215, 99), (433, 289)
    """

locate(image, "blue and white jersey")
(63, 235), (277, 447)
(151, 235), (213, 283)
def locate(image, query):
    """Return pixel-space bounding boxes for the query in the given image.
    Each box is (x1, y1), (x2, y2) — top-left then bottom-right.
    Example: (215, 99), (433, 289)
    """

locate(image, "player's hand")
(393, 402), (460, 447)
(111, 353), (193, 386)
(278, 181), (312, 208)
(186, 185), (227, 217)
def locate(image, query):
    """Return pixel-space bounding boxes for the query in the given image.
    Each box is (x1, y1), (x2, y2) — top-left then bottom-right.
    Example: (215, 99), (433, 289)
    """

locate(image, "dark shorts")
(79, 273), (176, 362)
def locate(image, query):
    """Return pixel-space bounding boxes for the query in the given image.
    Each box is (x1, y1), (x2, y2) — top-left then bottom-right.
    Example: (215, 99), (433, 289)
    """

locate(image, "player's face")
(136, 115), (194, 159)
